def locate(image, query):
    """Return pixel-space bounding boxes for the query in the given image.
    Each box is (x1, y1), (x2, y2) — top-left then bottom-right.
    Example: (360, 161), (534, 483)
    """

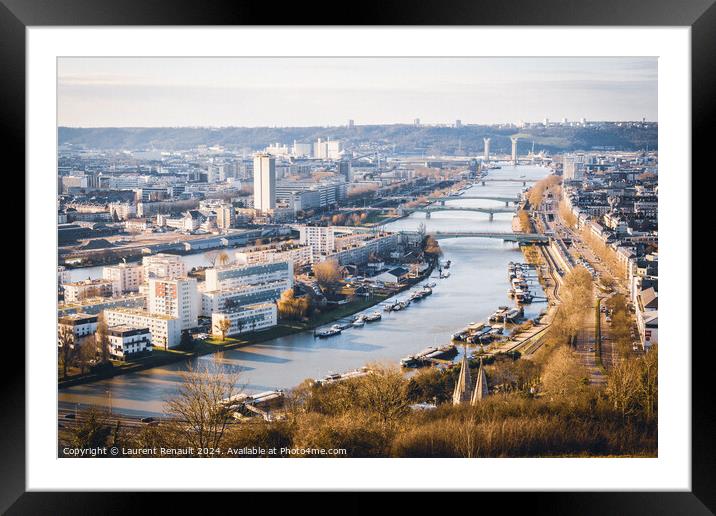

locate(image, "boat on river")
(315, 324), (343, 338)
(364, 311), (382, 322)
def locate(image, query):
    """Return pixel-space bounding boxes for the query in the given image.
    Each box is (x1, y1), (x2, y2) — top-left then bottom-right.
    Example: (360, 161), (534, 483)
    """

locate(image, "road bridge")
(399, 230), (549, 244)
(404, 205), (516, 220)
(428, 195), (521, 205)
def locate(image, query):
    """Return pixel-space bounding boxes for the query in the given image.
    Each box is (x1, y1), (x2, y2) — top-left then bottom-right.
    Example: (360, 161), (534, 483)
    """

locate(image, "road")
(574, 295), (607, 386)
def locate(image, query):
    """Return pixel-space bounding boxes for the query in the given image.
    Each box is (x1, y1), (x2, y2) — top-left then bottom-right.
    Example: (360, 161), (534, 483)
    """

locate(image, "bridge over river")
(398, 230), (549, 244)
(403, 205), (516, 220)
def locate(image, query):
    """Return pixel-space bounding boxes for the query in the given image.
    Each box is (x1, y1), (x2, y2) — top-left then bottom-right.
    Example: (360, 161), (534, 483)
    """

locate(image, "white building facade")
(147, 277), (199, 330)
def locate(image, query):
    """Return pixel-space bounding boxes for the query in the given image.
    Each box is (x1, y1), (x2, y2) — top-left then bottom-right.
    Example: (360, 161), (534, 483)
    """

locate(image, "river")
(58, 164), (549, 417)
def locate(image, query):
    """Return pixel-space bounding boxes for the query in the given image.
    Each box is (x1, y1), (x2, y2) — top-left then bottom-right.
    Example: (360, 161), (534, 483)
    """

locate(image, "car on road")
(63, 413), (75, 419)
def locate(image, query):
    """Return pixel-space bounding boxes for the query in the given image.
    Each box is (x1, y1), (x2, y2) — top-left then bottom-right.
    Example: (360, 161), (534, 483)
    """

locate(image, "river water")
(58, 164), (549, 417)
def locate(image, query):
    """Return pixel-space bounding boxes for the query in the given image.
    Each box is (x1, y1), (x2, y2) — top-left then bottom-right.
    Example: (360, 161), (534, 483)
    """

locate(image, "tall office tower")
(414, 118), (421, 127)
(483, 138), (491, 162)
(511, 137), (519, 165)
(348, 119), (355, 129)
(455, 119), (462, 128)
(253, 153), (276, 212)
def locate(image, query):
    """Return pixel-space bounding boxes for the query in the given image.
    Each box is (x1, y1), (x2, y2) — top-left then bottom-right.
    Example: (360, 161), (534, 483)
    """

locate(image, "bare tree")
(58, 326), (76, 379)
(204, 250), (221, 268)
(355, 364), (410, 430)
(95, 311), (111, 364)
(216, 250), (231, 267)
(164, 362), (243, 450)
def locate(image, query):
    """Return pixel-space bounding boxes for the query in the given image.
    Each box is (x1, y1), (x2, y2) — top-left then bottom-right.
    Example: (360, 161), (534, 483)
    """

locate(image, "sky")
(58, 57), (657, 127)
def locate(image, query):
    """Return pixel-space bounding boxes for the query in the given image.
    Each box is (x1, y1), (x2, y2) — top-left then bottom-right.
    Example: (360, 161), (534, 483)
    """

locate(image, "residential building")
(204, 261), (293, 292)
(147, 277), (199, 330)
(106, 326), (152, 360)
(234, 244), (313, 268)
(62, 279), (116, 303)
(299, 226), (336, 257)
(200, 280), (285, 317)
(211, 302), (278, 338)
(58, 313), (98, 340)
(102, 262), (144, 294)
(104, 308), (182, 349)
(142, 253), (187, 282)
(57, 293), (147, 317)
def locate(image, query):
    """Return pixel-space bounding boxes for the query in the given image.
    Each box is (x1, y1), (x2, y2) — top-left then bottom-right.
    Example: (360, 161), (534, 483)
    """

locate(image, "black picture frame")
(3, 0), (707, 512)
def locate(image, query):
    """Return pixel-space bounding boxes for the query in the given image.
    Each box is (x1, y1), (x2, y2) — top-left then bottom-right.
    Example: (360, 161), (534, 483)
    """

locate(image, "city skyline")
(58, 57), (658, 127)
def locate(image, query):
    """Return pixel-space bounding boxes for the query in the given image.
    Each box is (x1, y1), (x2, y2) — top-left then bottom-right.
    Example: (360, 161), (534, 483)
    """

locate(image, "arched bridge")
(402, 205), (516, 220)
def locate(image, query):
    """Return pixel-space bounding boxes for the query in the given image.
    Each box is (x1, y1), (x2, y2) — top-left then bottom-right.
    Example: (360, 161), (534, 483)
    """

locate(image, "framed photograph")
(6, 0), (708, 511)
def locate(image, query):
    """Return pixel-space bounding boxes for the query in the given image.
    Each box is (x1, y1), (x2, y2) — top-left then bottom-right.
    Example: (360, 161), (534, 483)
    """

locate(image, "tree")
(76, 337), (97, 374)
(216, 251), (231, 267)
(417, 222), (427, 241)
(638, 345), (658, 422)
(205, 250), (231, 268)
(66, 407), (111, 450)
(180, 330), (195, 351)
(313, 259), (341, 291)
(354, 364), (410, 430)
(422, 235), (442, 259)
(58, 326), (76, 379)
(215, 318), (232, 341)
(277, 289), (310, 320)
(517, 209), (531, 232)
(164, 363), (243, 450)
(605, 357), (642, 419)
(95, 311), (111, 364)
(539, 345), (589, 403)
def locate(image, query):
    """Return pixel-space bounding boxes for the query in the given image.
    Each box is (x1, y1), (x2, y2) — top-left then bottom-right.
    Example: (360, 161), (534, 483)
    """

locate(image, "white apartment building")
(142, 253), (187, 282)
(102, 262), (144, 294)
(563, 154), (586, 180)
(321, 232), (400, 266)
(147, 277), (199, 330)
(234, 244), (313, 268)
(298, 226), (336, 258)
(211, 302), (277, 338)
(253, 153), (276, 212)
(104, 308), (182, 349)
(106, 326), (152, 360)
(63, 279), (116, 303)
(204, 261), (293, 292)
(58, 313), (98, 340)
(200, 280), (287, 317)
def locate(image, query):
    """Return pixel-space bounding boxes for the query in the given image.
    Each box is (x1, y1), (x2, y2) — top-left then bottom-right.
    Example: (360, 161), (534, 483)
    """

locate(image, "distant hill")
(58, 124), (657, 155)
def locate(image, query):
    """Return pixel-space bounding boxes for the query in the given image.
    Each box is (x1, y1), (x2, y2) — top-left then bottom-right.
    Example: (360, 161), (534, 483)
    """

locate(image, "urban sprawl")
(57, 120), (657, 415)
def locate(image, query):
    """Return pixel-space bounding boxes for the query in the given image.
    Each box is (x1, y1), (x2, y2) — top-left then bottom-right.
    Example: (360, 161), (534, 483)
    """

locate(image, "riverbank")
(59, 260), (437, 390)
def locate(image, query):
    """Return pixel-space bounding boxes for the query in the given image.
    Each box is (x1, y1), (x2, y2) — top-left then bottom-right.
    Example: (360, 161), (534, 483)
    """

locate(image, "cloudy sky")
(58, 57), (657, 127)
